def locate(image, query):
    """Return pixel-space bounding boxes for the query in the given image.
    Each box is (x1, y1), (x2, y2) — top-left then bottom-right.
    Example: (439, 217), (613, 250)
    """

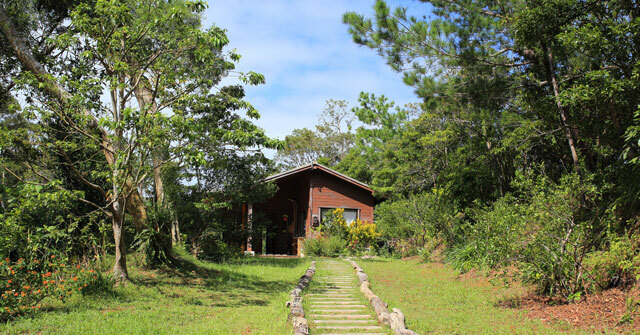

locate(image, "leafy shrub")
(132, 207), (173, 266)
(303, 235), (346, 257)
(196, 230), (243, 263)
(0, 182), (111, 263)
(0, 256), (112, 321)
(446, 172), (612, 299)
(515, 173), (610, 298)
(582, 234), (640, 293)
(448, 195), (526, 271)
(324, 208), (380, 254)
(375, 189), (459, 255)
(345, 218), (381, 253)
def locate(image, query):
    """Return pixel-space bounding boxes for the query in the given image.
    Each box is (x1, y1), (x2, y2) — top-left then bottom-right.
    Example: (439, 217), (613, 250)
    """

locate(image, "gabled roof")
(265, 162), (373, 193)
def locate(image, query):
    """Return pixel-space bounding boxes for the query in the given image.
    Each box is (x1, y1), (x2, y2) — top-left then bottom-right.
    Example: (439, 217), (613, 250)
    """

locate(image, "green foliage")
(582, 233), (640, 293)
(195, 230), (243, 263)
(0, 256), (112, 322)
(446, 172), (612, 298)
(343, 0), (640, 298)
(313, 208), (381, 255)
(132, 207), (173, 267)
(302, 236), (346, 257)
(0, 181), (108, 262)
(448, 195), (526, 271)
(375, 189), (459, 254)
(334, 93), (410, 195)
(276, 99), (354, 169)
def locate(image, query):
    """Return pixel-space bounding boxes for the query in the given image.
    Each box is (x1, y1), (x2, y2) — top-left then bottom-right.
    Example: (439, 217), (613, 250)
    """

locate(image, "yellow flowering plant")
(326, 209), (381, 253)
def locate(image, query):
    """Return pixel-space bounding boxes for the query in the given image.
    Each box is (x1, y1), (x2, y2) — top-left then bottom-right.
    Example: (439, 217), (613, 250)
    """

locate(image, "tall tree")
(276, 99), (354, 169)
(344, 0), (640, 214)
(0, 0), (273, 279)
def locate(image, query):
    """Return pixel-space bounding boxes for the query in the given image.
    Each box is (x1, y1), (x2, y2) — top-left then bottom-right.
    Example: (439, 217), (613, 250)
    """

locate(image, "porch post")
(246, 203), (253, 254)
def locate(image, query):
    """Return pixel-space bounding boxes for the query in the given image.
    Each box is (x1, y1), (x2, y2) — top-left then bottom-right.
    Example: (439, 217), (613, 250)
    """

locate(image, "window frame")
(319, 207), (360, 224)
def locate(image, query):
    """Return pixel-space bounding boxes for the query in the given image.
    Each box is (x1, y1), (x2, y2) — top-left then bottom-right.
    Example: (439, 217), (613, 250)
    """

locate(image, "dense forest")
(279, 0), (640, 299)
(1, 0), (640, 323)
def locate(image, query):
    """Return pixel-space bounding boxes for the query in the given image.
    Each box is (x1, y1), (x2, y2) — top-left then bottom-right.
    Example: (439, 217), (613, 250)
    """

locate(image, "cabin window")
(320, 208), (358, 224)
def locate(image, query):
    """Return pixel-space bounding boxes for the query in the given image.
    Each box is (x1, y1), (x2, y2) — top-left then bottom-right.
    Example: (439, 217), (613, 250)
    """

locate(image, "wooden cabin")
(243, 162), (374, 256)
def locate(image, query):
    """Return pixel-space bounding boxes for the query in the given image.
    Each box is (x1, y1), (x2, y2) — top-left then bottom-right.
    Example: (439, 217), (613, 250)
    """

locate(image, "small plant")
(583, 233), (640, 293)
(305, 209), (380, 256)
(0, 256), (113, 321)
(345, 218), (381, 253)
(619, 296), (640, 325)
(567, 291), (582, 303)
(303, 235), (346, 257)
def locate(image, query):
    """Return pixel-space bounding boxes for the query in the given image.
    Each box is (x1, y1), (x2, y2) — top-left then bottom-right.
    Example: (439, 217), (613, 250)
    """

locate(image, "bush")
(446, 172), (613, 299)
(316, 208), (381, 255)
(515, 173), (611, 298)
(0, 256), (113, 321)
(583, 233), (640, 293)
(448, 195), (526, 271)
(375, 189), (459, 255)
(303, 236), (346, 257)
(195, 230), (242, 262)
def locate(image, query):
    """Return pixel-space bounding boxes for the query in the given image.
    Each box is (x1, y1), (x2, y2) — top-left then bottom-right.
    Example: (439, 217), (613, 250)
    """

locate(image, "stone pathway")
(305, 259), (390, 335)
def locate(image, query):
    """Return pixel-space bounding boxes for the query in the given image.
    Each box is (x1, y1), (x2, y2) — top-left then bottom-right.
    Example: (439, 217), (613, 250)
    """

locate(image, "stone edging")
(286, 260), (316, 335)
(347, 258), (418, 335)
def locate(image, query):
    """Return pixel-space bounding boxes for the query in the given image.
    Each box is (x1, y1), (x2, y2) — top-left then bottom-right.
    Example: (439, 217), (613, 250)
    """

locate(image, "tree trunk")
(152, 156), (164, 206)
(111, 198), (129, 281)
(541, 41), (580, 169)
(171, 215), (181, 246)
(133, 80), (166, 208)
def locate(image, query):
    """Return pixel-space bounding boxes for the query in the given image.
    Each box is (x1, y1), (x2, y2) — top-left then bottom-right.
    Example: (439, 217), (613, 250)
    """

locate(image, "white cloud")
(204, 0), (424, 157)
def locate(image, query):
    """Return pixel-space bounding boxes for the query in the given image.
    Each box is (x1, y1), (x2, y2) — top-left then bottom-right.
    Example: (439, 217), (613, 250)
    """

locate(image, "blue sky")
(204, 1), (428, 155)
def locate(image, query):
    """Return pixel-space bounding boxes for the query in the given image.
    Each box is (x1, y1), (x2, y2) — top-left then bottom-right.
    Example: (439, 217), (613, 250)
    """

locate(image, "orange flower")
(7, 280), (12, 284)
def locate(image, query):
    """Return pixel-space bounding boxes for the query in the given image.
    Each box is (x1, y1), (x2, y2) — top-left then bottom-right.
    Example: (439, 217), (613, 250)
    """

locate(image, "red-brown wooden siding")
(309, 171), (374, 231)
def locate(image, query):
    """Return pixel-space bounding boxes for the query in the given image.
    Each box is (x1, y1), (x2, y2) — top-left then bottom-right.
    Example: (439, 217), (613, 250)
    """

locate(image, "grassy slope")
(358, 258), (585, 335)
(0, 251), (309, 335)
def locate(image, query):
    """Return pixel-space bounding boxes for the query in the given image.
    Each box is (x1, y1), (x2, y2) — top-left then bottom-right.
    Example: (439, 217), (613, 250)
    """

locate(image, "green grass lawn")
(0, 251), (309, 334)
(358, 258), (586, 335)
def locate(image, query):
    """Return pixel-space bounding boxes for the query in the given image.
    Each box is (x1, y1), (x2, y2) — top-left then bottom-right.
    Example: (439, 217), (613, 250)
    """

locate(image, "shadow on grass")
(357, 258), (391, 263)
(127, 254), (307, 307)
(21, 254), (307, 320)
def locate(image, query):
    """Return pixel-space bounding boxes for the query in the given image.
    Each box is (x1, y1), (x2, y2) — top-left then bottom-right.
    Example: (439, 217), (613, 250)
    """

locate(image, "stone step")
(316, 326), (383, 330)
(311, 301), (363, 305)
(314, 319), (375, 324)
(310, 314), (372, 319)
(310, 305), (366, 309)
(316, 333), (385, 335)
(309, 309), (365, 313)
